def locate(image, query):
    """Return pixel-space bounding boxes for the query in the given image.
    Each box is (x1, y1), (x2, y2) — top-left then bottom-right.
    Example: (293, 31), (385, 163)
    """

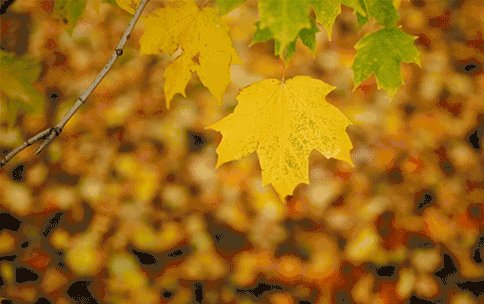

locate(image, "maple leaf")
(362, 0), (399, 26)
(209, 76), (353, 199)
(139, 0), (241, 107)
(0, 51), (44, 126)
(311, 0), (364, 39)
(352, 27), (419, 95)
(252, 20), (318, 59)
(257, 0), (313, 58)
(254, 0), (365, 58)
(116, 0), (138, 14)
(355, 0), (399, 28)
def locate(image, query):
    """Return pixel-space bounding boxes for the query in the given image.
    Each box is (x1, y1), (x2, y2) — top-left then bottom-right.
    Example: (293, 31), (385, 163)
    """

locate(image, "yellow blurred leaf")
(0, 263), (14, 284)
(0, 233), (15, 254)
(66, 235), (103, 276)
(346, 226), (380, 263)
(109, 253), (147, 288)
(397, 268), (416, 299)
(131, 223), (157, 250)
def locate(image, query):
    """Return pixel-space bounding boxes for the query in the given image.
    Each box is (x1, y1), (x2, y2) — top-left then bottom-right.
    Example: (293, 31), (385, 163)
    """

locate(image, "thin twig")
(1, 0), (150, 169)
(0, 128), (51, 167)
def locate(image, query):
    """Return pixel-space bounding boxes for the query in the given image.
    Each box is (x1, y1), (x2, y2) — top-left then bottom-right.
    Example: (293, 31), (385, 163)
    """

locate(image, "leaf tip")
(351, 82), (360, 93)
(215, 156), (227, 169)
(384, 86), (398, 98)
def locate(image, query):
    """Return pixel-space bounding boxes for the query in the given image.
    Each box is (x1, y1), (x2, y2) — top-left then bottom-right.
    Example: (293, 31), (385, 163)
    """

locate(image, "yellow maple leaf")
(209, 76), (353, 199)
(116, 0), (138, 14)
(139, 0), (241, 107)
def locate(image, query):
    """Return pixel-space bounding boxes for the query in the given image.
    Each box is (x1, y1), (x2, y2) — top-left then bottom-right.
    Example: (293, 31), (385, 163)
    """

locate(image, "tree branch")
(1, 0), (150, 169)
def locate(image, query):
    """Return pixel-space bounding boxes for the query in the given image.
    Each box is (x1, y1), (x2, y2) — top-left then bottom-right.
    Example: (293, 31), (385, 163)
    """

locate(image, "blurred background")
(0, 0), (482, 303)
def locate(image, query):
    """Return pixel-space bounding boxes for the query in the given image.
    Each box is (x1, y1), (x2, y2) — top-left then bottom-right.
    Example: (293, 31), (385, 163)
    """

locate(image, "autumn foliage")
(0, 0), (483, 303)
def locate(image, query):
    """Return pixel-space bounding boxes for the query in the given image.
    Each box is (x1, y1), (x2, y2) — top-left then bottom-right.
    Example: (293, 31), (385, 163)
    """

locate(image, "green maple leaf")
(352, 27), (419, 95)
(357, 0), (399, 27)
(252, 21), (273, 45)
(255, 0), (368, 58)
(257, 0), (312, 58)
(311, 0), (364, 39)
(298, 19), (319, 51)
(252, 19), (318, 60)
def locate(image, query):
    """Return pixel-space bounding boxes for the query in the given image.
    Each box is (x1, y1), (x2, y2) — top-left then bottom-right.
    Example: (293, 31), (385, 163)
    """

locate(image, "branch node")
(53, 127), (62, 136)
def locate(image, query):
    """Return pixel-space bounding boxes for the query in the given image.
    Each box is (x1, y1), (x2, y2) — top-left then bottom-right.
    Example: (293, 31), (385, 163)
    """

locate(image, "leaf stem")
(281, 60), (286, 82)
(201, 0), (211, 8)
(0, 0), (150, 169)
